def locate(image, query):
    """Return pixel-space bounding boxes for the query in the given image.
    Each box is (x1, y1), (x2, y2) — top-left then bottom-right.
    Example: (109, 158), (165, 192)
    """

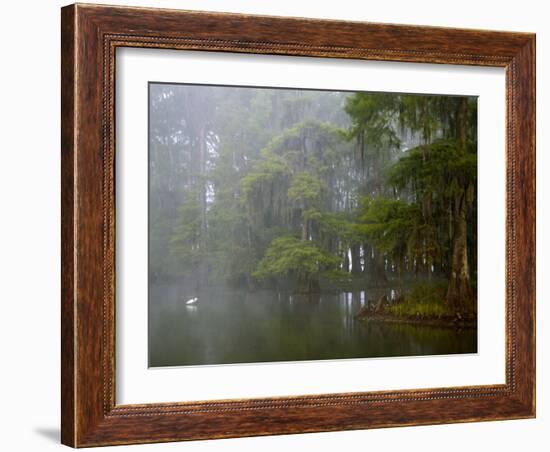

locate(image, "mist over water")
(149, 283), (477, 367)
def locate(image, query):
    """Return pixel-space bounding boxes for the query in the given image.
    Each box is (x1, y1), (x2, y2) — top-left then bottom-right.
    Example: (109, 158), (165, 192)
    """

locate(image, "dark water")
(149, 284), (477, 367)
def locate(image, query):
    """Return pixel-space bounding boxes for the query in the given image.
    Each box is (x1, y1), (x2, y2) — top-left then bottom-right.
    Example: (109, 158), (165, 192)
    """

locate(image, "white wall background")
(0, 1), (546, 450)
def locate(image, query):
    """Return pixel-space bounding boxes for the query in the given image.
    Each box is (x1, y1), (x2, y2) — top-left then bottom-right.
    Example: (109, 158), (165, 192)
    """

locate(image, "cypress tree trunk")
(301, 216), (309, 241)
(446, 97), (473, 312)
(350, 244), (362, 275)
(297, 274), (320, 294)
(363, 244), (387, 285)
(397, 258), (403, 288)
(361, 243), (371, 275)
(343, 248), (351, 273)
(456, 97), (468, 149)
(446, 190), (473, 312)
(308, 277), (321, 293)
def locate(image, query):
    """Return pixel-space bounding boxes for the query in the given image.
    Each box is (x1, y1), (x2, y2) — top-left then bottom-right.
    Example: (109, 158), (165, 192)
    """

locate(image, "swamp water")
(149, 284), (477, 367)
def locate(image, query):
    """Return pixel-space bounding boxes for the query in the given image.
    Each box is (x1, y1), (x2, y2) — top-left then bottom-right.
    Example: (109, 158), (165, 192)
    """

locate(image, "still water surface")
(149, 284), (477, 367)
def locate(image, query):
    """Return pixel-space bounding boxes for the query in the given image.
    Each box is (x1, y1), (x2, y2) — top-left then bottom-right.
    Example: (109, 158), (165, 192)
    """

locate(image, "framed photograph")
(61, 3), (535, 447)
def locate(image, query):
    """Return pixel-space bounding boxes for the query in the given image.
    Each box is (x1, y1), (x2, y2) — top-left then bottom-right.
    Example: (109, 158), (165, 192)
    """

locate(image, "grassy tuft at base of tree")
(386, 283), (449, 318)
(356, 282), (477, 327)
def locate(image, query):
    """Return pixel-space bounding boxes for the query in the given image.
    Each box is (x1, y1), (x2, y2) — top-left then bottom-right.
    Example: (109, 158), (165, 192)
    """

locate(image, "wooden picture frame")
(61, 3), (535, 447)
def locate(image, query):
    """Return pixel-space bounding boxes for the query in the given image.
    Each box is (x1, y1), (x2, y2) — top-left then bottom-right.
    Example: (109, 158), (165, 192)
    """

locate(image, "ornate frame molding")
(61, 4), (535, 447)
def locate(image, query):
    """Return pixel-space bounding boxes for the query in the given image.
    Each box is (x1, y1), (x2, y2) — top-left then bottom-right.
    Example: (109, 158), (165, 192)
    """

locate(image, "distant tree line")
(149, 84), (477, 312)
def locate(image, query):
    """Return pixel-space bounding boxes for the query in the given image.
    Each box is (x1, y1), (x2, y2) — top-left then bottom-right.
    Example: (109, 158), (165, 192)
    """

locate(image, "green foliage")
(150, 84), (477, 298)
(386, 283), (450, 318)
(386, 299), (447, 318)
(240, 120), (353, 275)
(387, 139), (477, 199)
(356, 198), (417, 252)
(206, 201), (257, 283)
(398, 95), (445, 143)
(149, 215), (180, 280)
(240, 151), (292, 226)
(287, 172), (322, 206)
(344, 93), (400, 165)
(170, 196), (203, 266)
(241, 152), (290, 196)
(253, 236), (341, 282)
(264, 120), (342, 155)
(316, 212), (359, 255)
(398, 95), (477, 144)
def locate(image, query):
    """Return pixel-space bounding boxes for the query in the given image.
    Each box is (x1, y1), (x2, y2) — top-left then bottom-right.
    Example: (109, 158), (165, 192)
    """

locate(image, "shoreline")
(356, 313), (477, 329)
